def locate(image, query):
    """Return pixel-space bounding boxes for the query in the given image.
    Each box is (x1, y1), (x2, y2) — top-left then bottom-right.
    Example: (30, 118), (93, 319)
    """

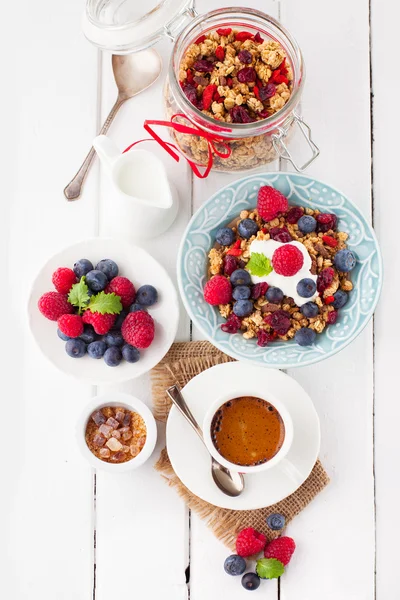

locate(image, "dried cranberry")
(286, 206), (304, 224)
(193, 75), (209, 86)
(226, 77), (233, 88)
(195, 35), (206, 45)
(237, 67), (256, 83)
(258, 83), (276, 101)
(269, 227), (292, 243)
(197, 99), (204, 110)
(316, 267), (335, 293)
(182, 83), (198, 107)
(316, 213), (338, 232)
(215, 46), (225, 61)
(216, 27), (232, 36)
(253, 32), (264, 44)
(193, 59), (215, 73)
(259, 109), (270, 119)
(235, 31), (254, 42)
(230, 105), (255, 123)
(252, 282), (269, 299)
(264, 310), (291, 335)
(238, 50), (253, 64)
(327, 310), (338, 324)
(257, 329), (275, 347)
(221, 314), (242, 334)
(223, 255), (238, 276)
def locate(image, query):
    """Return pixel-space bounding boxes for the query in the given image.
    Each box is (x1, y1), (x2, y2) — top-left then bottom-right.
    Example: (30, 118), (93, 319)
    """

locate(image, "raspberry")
(221, 313), (241, 334)
(269, 226), (292, 243)
(82, 310), (116, 335)
(236, 528), (267, 557)
(257, 329), (276, 347)
(317, 267), (335, 293)
(121, 311), (155, 349)
(38, 291), (74, 321)
(58, 314), (84, 338)
(264, 536), (296, 566)
(257, 186), (289, 221)
(264, 310), (291, 335)
(286, 206), (304, 224)
(105, 276), (136, 308)
(272, 245), (304, 276)
(204, 275), (232, 305)
(251, 282), (269, 299)
(52, 268), (77, 294)
(316, 213), (337, 233)
(223, 255), (238, 276)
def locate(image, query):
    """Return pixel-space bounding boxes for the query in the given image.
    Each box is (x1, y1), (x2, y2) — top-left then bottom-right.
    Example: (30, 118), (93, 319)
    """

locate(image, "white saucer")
(166, 362), (320, 510)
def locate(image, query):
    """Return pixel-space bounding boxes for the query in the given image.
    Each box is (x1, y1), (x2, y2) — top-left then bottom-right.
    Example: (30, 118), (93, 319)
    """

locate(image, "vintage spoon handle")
(166, 386), (204, 441)
(63, 97), (125, 201)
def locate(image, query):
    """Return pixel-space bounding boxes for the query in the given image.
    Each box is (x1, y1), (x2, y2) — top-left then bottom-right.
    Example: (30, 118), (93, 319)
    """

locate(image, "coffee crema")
(210, 396), (285, 467)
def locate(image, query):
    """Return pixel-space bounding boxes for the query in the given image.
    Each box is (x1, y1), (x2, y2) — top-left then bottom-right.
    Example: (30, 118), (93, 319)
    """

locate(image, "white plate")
(166, 362), (320, 510)
(28, 238), (179, 384)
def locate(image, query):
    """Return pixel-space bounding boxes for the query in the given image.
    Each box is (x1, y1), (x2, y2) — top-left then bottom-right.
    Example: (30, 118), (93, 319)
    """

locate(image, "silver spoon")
(64, 49), (162, 201)
(166, 385), (245, 497)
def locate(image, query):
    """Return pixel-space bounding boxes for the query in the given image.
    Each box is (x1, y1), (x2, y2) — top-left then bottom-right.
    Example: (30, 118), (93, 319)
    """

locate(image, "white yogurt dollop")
(249, 239), (318, 307)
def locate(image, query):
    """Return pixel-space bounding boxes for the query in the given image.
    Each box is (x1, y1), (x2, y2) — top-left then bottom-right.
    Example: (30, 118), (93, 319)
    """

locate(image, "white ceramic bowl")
(202, 389), (294, 475)
(27, 237), (179, 384)
(77, 392), (157, 473)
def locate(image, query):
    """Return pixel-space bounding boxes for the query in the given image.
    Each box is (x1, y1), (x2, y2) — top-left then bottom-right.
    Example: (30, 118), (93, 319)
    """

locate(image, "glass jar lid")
(82, 0), (196, 54)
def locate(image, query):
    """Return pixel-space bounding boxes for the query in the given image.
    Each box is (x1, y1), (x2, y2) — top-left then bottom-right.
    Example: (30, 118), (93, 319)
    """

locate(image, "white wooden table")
(2, 0), (395, 598)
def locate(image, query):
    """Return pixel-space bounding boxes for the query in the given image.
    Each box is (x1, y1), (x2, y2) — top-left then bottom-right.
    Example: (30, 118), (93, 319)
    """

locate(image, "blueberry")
(300, 301), (319, 318)
(57, 328), (71, 341)
(122, 344), (140, 363)
(224, 555), (246, 576)
(230, 269), (251, 286)
(114, 309), (127, 329)
(129, 302), (146, 313)
(216, 227), (235, 246)
(79, 325), (97, 344)
(295, 327), (317, 346)
(297, 215), (317, 234)
(233, 299), (253, 317)
(296, 278), (317, 298)
(136, 285), (158, 307)
(232, 285), (251, 301)
(241, 573), (260, 591)
(332, 289), (349, 309)
(73, 259), (94, 279)
(65, 339), (86, 358)
(95, 259), (119, 280)
(266, 286), (284, 303)
(334, 249), (357, 272)
(104, 346), (122, 367)
(238, 218), (258, 239)
(104, 330), (124, 347)
(87, 341), (107, 359)
(266, 513), (286, 530)
(86, 270), (108, 292)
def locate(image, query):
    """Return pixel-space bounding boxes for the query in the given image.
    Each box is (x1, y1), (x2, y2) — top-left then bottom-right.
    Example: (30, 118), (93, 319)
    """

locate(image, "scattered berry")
(300, 302), (319, 318)
(296, 278), (317, 298)
(86, 270), (108, 292)
(241, 573), (260, 591)
(334, 249), (357, 272)
(95, 259), (119, 280)
(238, 219), (258, 239)
(104, 346), (122, 367)
(266, 286), (284, 303)
(82, 310), (116, 335)
(316, 213), (337, 233)
(223, 255), (238, 276)
(230, 269), (251, 286)
(73, 259), (94, 279)
(104, 330), (124, 347)
(286, 206), (304, 224)
(266, 513), (286, 530)
(317, 267), (335, 293)
(136, 285), (158, 307)
(251, 282), (269, 299)
(269, 226), (292, 243)
(121, 311), (155, 349)
(264, 536), (296, 566)
(224, 555), (246, 576)
(129, 302), (146, 313)
(38, 291), (74, 321)
(327, 310), (338, 324)
(57, 328), (70, 341)
(297, 215), (317, 234)
(58, 314), (84, 338)
(79, 325), (97, 344)
(87, 340), (107, 359)
(332, 289), (349, 308)
(221, 313), (241, 334)
(257, 186), (288, 221)
(264, 310), (291, 335)
(106, 276), (136, 308)
(233, 285), (251, 301)
(65, 338), (86, 358)
(233, 299), (253, 318)
(204, 275), (232, 305)
(122, 344), (140, 363)
(295, 327), (316, 346)
(257, 330), (276, 347)
(272, 245), (304, 276)
(52, 268), (77, 294)
(236, 527), (267, 557)
(216, 227), (235, 246)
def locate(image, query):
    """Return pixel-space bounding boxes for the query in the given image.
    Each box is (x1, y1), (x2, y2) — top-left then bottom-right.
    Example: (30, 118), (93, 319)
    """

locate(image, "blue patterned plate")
(177, 173), (382, 369)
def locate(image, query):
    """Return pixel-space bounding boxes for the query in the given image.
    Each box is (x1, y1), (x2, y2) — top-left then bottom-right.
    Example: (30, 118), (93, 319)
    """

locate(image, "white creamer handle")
(92, 135), (121, 173)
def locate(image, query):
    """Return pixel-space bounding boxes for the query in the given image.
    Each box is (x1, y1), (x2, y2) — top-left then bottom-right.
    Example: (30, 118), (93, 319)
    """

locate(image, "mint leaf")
(246, 253), (273, 277)
(68, 276), (90, 314)
(256, 558), (284, 580)
(87, 292), (122, 315)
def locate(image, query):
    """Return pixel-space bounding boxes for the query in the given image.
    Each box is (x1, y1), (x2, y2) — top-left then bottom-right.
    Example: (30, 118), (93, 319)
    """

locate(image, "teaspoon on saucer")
(166, 385), (245, 498)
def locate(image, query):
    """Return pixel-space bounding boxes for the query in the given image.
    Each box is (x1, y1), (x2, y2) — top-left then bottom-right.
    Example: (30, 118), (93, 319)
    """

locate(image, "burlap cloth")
(151, 341), (329, 549)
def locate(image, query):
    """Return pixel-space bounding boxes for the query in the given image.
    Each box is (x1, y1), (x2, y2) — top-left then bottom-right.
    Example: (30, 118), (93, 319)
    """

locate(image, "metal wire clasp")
(272, 113), (320, 172)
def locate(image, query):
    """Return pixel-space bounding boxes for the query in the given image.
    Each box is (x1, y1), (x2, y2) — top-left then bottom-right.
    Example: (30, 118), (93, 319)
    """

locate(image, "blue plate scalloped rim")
(177, 173), (383, 369)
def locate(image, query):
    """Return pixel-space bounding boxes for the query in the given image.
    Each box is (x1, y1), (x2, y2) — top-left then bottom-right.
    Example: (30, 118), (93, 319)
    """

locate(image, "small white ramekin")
(77, 392), (157, 473)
